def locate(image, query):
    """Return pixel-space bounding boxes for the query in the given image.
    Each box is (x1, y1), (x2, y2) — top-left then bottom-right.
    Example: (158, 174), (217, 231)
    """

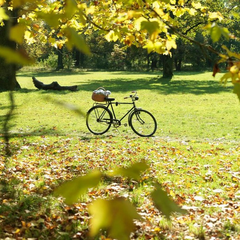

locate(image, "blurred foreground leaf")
(65, 27), (90, 55)
(54, 170), (102, 205)
(109, 160), (149, 180)
(9, 23), (26, 44)
(151, 183), (187, 220)
(89, 198), (141, 240)
(233, 83), (240, 101)
(0, 46), (34, 65)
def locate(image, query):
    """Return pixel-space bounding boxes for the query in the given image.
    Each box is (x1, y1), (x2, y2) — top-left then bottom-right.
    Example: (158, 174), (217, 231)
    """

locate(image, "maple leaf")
(151, 183), (187, 220)
(54, 170), (102, 205)
(109, 160), (149, 180)
(89, 197), (141, 240)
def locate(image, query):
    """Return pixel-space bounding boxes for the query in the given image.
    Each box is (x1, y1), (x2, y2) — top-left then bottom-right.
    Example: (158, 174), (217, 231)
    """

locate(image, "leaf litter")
(0, 136), (240, 239)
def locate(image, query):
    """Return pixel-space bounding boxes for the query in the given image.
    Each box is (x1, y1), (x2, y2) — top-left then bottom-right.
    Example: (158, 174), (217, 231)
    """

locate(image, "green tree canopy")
(0, 0), (239, 91)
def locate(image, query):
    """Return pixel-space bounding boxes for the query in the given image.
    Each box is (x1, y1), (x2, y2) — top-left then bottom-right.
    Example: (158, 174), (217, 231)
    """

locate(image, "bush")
(63, 52), (76, 70)
(43, 52), (58, 69)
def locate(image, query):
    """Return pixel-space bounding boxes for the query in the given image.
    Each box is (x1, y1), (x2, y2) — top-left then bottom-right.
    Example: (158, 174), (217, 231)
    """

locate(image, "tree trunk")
(56, 47), (64, 70)
(0, 4), (21, 91)
(162, 55), (173, 79)
(74, 48), (85, 68)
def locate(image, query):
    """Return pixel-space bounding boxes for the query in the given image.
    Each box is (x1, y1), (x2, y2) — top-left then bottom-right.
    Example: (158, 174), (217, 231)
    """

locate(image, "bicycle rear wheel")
(86, 105), (112, 135)
(129, 109), (157, 137)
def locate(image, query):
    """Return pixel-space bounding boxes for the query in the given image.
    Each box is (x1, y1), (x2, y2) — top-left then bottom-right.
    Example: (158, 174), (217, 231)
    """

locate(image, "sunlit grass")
(1, 70), (240, 141)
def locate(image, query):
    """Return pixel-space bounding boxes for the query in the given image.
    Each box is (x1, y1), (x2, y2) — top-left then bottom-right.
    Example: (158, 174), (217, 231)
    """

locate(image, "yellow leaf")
(143, 41), (154, 54)
(37, 12), (62, 28)
(230, 65), (239, 74)
(127, 10), (142, 19)
(175, 8), (185, 17)
(48, 36), (56, 44)
(105, 30), (119, 42)
(12, 0), (29, 8)
(24, 30), (35, 44)
(187, 8), (197, 15)
(192, 2), (202, 9)
(233, 83), (240, 101)
(9, 24), (26, 44)
(15, 228), (21, 234)
(220, 72), (232, 84)
(65, 0), (78, 18)
(166, 39), (177, 51)
(64, 27), (90, 55)
(209, 11), (224, 21)
(54, 170), (101, 205)
(140, 20), (160, 35)
(0, 46), (34, 65)
(151, 183), (187, 220)
(154, 42), (166, 54)
(134, 16), (146, 31)
(109, 160), (149, 180)
(89, 198), (141, 239)
(0, 8), (9, 21)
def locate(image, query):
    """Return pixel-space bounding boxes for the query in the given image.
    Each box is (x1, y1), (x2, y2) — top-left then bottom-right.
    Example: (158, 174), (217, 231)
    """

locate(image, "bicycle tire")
(129, 109), (157, 137)
(86, 105), (113, 135)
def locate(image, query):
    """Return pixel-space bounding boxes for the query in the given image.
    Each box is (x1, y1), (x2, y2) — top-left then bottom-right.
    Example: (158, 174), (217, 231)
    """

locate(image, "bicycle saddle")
(105, 97), (115, 101)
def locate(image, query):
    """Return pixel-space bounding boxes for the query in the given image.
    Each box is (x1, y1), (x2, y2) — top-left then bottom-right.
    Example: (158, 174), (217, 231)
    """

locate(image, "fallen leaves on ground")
(0, 136), (240, 239)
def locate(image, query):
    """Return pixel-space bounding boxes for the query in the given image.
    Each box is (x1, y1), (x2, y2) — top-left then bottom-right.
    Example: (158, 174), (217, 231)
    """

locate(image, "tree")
(0, 2), (21, 91)
(0, 0), (237, 89)
(0, 0), (90, 90)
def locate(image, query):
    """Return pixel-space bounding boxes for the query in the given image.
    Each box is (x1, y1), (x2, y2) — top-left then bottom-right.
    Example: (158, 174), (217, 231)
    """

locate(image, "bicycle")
(86, 91), (157, 137)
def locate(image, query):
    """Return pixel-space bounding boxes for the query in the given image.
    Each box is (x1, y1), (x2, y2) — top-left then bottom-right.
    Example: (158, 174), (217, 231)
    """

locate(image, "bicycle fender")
(128, 108), (142, 126)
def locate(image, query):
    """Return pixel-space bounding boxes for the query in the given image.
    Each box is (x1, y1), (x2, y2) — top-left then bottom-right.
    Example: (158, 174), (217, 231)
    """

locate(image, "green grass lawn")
(1, 70), (240, 141)
(0, 70), (240, 239)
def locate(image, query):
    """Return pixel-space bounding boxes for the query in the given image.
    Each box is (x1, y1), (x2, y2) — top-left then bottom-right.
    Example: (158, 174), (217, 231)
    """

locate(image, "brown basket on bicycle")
(92, 87), (111, 102)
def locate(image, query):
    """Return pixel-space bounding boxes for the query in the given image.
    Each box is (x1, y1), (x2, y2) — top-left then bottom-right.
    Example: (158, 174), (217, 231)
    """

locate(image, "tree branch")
(82, 12), (110, 32)
(183, 21), (204, 35)
(143, 0), (221, 57)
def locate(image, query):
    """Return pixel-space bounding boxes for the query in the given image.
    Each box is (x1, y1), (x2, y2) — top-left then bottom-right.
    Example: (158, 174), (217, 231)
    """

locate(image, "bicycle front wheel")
(129, 109), (157, 137)
(86, 105), (113, 135)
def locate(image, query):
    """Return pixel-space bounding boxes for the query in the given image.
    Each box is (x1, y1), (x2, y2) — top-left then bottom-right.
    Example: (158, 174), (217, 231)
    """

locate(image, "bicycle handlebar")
(124, 91), (138, 101)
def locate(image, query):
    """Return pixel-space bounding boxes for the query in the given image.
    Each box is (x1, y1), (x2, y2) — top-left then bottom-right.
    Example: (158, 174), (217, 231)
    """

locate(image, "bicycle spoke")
(129, 109), (157, 137)
(86, 106), (112, 135)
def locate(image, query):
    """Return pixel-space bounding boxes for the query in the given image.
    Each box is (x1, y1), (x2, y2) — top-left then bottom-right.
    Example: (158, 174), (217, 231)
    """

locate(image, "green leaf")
(109, 160), (149, 180)
(141, 20), (160, 35)
(12, 0), (30, 8)
(0, 46), (34, 65)
(210, 24), (222, 43)
(0, 8), (9, 21)
(54, 170), (102, 205)
(89, 198), (141, 240)
(151, 183), (187, 220)
(9, 24), (26, 44)
(37, 12), (62, 28)
(233, 83), (240, 101)
(221, 27), (230, 41)
(65, 27), (91, 55)
(65, 0), (78, 18)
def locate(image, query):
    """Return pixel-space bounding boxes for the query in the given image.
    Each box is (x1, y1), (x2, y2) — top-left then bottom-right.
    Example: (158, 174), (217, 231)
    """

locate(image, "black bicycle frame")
(96, 101), (137, 123)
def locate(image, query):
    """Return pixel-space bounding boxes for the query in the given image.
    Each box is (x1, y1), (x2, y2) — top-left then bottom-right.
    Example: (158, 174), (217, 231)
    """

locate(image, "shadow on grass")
(16, 70), (231, 95)
(75, 77), (232, 95)
(18, 88), (79, 95)
(17, 69), (90, 78)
